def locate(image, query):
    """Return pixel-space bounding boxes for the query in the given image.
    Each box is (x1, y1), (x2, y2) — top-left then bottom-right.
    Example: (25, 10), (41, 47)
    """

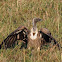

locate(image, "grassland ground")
(0, 0), (62, 62)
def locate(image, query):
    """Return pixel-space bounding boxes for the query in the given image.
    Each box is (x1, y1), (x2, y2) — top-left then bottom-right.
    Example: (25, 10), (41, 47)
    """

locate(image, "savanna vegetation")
(0, 0), (62, 62)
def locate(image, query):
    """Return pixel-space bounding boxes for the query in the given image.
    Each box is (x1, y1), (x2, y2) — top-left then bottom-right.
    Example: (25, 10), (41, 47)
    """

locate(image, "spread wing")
(40, 28), (60, 50)
(0, 26), (29, 49)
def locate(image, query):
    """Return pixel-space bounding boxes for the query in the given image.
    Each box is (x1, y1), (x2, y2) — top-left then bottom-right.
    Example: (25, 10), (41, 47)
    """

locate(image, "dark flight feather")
(0, 26), (29, 49)
(40, 28), (60, 50)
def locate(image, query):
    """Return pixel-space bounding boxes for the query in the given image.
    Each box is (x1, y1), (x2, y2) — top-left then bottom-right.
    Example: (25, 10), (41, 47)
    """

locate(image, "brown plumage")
(40, 28), (60, 49)
(0, 18), (60, 50)
(0, 26), (28, 49)
(27, 30), (42, 50)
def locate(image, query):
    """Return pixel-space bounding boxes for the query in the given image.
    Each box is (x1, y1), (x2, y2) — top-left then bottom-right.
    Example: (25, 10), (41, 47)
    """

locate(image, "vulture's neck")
(30, 18), (41, 40)
(30, 28), (38, 40)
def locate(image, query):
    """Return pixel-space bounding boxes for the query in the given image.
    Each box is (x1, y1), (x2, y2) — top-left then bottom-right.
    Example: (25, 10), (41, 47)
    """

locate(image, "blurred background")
(0, 0), (62, 62)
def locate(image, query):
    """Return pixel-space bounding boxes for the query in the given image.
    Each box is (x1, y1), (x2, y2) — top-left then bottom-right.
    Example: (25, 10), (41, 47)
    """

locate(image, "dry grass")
(0, 0), (62, 62)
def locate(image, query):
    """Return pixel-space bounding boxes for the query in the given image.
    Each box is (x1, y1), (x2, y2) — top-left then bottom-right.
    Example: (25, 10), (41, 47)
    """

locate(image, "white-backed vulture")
(0, 18), (60, 50)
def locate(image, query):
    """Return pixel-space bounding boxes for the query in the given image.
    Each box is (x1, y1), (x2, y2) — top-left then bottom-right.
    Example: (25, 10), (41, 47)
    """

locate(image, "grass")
(0, 0), (62, 62)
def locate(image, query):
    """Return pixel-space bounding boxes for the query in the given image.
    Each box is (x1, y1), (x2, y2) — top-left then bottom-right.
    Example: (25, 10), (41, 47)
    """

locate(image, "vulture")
(0, 18), (60, 50)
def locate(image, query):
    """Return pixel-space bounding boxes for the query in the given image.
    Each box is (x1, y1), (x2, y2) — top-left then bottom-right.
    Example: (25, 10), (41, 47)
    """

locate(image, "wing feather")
(40, 28), (60, 50)
(0, 26), (29, 49)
